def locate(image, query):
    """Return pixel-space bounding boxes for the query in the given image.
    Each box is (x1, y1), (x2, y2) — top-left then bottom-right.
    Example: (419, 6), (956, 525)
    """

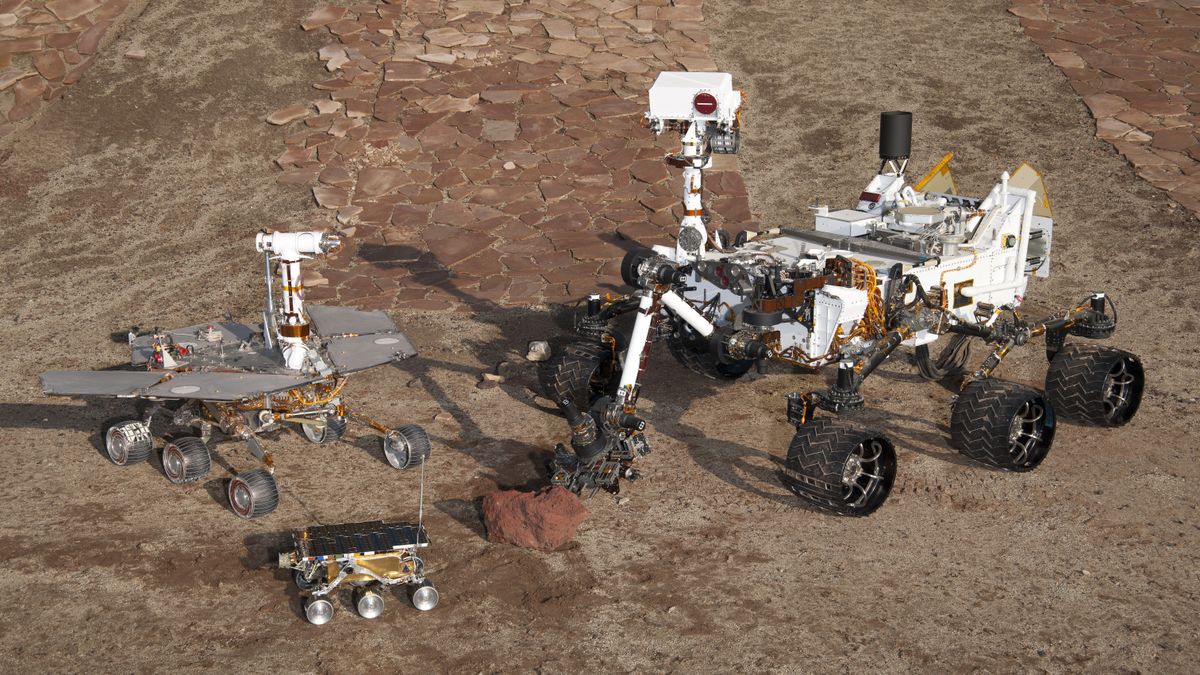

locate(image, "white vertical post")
(616, 293), (656, 404)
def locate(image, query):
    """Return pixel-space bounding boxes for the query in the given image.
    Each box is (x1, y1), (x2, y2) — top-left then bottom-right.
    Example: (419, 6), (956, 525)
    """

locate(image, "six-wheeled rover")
(279, 519), (439, 625)
(40, 230), (432, 519)
(541, 72), (1145, 514)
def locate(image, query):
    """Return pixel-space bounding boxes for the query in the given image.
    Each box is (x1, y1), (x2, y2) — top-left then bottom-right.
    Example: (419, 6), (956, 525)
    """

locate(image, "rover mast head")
(645, 72), (744, 259)
(256, 229), (342, 370)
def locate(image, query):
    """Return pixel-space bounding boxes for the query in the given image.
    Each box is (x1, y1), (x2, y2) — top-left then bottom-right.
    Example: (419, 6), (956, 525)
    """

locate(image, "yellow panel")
(914, 152), (957, 195)
(1008, 162), (1053, 218)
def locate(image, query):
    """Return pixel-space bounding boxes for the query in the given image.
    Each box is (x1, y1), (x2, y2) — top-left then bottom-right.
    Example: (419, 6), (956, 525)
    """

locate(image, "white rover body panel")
(652, 165), (1053, 360)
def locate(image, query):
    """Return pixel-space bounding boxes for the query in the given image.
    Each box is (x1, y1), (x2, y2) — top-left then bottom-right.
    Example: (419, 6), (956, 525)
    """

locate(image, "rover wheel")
(162, 436), (211, 484)
(104, 420), (154, 466)
(294, 564), (324, 592)
(666, 319), (754, 381)
(304, 596), (335, 626)
(383, 424), (431, 470)
(541, 340), (616, 412)
(409, 581), (440, 611)
(1045, 345), (1143, 427)
(782, 418), (897, 516)
(354, 586), (386, 619)
(950, 379), (1055, 471)
(228, 468), (280, 519)
(300, 415), (346, 444)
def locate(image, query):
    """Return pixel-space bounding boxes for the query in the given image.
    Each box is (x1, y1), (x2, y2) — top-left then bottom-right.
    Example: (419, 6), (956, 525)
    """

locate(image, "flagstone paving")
(0, 0), (138, 134)
(1010, 0), (1200, 214)
(272, 0), (752, 311)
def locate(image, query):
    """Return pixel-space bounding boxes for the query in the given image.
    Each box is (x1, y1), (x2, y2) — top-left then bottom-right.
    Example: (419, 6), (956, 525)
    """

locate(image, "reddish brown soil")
(0, 0), (1197, 671)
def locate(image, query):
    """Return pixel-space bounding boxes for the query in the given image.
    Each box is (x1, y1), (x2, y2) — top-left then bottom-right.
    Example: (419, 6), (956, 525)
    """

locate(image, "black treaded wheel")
(383, 424), (432, 470)
(162, 436), (211, 484)
(783, 418), (897, 516)
(1045, 344), (1143, 427)
(300, 415), (347, 444)
(228, 468), (280, 519)
(540, 340), (616, 412)
(666, 319), (754, 381)
(104, 419), (154, 466)
(950, 379), (1056, 471)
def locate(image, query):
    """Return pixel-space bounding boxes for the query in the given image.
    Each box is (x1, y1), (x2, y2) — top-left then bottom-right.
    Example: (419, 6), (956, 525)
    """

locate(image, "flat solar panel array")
(295, 521), (429, 560)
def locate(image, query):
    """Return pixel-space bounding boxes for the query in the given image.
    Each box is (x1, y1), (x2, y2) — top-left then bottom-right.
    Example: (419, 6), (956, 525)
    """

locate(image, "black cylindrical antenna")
(879, 111), (912, 161)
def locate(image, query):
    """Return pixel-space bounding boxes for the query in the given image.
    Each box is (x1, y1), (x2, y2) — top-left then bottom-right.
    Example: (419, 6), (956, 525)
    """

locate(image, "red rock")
(424, 27), (467, 47)
(32, 51), (66, 81)
(482, 486), (588, 551)
(0, 37), (43, 55)
(45, 31), (80, 49)
(266, 104), (310, 125)
(427, 230), (495, 266)
(0, 68), (35, 91)
(384, 61), (430, 82)
(313, 186), (351, 208)
(45, 0), (102, 22)
(356, 167), (408, 197)
(587, 96), (641, 119)
(629, 158), (668, 184)
(301, 5), (347, 31)
(76, 21), (109, 55)
(1082, 93), (1128, 118)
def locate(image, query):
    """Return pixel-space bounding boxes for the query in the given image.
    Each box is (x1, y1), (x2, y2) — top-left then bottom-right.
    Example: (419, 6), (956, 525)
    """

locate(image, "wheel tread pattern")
(1045, 344), (1143, 426)
(395, 424), (432, 467)
(165, 436), (211, 484)
(949, 379), (1053, 471)
(540, 341), (613, 411)
(107, 420), (153, 466)
(229, 468), (280, 519)
(783, 418), (895, 516)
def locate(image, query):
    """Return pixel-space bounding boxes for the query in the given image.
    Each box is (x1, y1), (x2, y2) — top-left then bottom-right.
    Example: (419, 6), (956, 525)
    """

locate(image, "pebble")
(526, 340), (551, 361)
(124, 47), (147, 60)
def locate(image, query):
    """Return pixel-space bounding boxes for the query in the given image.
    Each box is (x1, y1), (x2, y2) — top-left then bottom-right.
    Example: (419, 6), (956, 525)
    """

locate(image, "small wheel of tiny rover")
(104, 419), (154, 466)
(354, 586), (386, 619)
(294, 564), (324, 591)
(950, 379), (1056, 471)
(409, 581), (439, 611)
(227, 468), (280, 519)
(304, 596), (335, 626)
(1045, 345), (1144, 427)
(540, 340), (616, 412)
(300, 415), (347, 445)
(666, 318), (754, 381)
(162, 436), (211, 484)
(783, 418), (897, 516)
(383, 425), (431, 470)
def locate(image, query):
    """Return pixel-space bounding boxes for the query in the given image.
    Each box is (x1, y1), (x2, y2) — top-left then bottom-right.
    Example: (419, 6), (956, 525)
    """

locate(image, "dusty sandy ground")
(1, 0), (1198, 672)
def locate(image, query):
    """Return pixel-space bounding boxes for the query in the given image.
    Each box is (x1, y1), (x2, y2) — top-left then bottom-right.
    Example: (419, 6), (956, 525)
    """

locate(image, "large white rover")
(542, 72), (1144, 515)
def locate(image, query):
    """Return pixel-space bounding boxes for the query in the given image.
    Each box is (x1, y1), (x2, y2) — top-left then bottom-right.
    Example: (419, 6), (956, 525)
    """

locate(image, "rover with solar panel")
(279, 520), (438, 625)
(40, 230), (431, 519)
(541, 72), (1145, 514)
